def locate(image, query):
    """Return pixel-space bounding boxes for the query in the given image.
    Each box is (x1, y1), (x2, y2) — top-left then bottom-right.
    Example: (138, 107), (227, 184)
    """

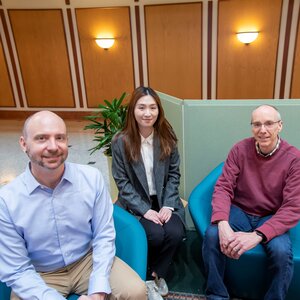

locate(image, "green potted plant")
(84, 92), (128, 156)
(84, 92), (128, 199)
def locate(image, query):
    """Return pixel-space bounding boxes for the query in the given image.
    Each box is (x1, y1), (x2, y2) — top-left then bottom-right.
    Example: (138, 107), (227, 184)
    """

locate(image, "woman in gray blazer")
(112, 87), (185, 300)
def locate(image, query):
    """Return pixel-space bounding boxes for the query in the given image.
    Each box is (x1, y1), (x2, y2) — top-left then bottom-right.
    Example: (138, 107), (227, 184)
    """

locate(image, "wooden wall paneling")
(145, 3), (202, 99)
(67, 8), (84, 108)
(9, 9), (75, 108)
(76, 7), (135, 107)
(0, 9), (23, 106)
(0, 37), (15, 106)
(279, 0), (294, 98)
(207, 1), (213, 99)
(217, 0), (282, 99)
(291, 12), (300, 98)
(135, 5), (144, 86)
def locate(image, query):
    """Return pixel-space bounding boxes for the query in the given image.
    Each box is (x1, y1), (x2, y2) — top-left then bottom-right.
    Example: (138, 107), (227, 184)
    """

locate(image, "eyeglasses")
(250, 120), (281, 130)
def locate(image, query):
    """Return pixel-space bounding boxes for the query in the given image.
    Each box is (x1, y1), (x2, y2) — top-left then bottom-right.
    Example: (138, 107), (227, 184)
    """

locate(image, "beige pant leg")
(11, 256), (146, 300)
(72, 254), (147, 300)
(109, 257), (147, 300)
(10, 269), (73, 300)
(10, 252), (92, 300)
(10, 269), (71, 300)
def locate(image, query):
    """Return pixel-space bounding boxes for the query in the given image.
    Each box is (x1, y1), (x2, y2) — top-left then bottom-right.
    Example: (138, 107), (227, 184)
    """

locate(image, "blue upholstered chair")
(188, 162), (300, 300)
(0, 204), (147, 300)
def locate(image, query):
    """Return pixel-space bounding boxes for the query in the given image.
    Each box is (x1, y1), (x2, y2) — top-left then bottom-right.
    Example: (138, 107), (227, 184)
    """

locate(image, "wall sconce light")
(236, 31), (259, 45)
(95, 38), (115, 50)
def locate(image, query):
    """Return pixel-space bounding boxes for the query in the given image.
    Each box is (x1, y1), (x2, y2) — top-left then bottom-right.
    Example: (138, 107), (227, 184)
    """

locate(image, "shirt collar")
(24, 162), (73, 194)
(140, 131), (154, 145)
(24, 163), (41, 194)
(255, 137), (281, 158)
(62, 162), (74, 184)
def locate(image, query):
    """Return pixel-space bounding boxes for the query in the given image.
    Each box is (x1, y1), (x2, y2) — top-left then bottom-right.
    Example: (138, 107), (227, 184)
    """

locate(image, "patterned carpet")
(165, 292), (206, 299)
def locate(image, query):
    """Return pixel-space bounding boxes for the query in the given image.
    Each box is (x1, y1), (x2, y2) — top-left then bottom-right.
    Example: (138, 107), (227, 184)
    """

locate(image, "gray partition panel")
(158, 92), (184, 196)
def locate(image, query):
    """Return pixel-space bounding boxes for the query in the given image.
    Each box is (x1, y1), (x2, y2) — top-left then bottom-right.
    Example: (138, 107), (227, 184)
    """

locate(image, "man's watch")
(254, 230), (266, 243)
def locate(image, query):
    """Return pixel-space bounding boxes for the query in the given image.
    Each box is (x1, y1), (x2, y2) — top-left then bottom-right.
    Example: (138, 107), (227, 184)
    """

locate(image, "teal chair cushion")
(0, 204), (147, 299)
(113, 204), (147, 280)
(188, 162), (300, 300)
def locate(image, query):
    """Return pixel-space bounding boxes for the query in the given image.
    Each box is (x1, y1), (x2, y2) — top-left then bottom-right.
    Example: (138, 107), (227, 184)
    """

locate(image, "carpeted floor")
(165, 292), (206, 299)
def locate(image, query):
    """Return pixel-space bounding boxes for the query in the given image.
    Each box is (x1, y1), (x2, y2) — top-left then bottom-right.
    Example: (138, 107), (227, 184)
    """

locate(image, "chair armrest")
(113, 204), (148, 280)
(188, 162), (224, 237)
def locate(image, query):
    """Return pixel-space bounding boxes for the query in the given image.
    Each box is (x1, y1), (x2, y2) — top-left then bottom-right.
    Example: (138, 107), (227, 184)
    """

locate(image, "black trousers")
(139, 196), (185, 278)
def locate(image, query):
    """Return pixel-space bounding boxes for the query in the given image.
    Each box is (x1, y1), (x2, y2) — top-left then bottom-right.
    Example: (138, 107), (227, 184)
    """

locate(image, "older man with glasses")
(202, 105), (300, 300)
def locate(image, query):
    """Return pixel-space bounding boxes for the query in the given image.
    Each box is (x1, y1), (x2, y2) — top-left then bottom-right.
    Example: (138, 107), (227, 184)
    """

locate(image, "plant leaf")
(83, 92), (128, 156)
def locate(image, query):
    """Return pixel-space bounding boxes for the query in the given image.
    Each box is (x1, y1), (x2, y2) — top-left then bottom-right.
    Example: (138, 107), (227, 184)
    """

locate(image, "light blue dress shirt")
(0, 162), (115, 299)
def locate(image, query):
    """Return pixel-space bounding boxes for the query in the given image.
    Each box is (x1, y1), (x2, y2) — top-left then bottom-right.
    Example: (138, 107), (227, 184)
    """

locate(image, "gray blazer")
(111, 133), (185, 224)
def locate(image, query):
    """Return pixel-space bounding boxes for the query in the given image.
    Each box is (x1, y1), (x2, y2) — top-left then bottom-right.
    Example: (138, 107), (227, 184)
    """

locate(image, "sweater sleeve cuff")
(256, 223), (276, 242)
(211, 212), (229, 224)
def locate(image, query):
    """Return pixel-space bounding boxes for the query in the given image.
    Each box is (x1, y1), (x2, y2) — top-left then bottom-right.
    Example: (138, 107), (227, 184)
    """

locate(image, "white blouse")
(140, 132), (174, 211)
(140, 131), (156, 196)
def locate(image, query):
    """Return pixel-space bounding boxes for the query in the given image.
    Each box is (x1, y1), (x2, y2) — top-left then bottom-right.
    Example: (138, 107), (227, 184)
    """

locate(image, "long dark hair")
(121, 86), (177, 162)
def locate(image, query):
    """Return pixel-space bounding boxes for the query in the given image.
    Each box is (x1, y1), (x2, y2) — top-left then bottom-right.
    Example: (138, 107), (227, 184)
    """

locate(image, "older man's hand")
(218, 221), (235, 255)
(225, 231), (263, 259)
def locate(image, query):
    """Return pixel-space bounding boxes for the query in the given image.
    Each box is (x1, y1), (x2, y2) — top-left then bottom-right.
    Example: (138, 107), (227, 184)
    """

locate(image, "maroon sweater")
(212, 137), (300, 241)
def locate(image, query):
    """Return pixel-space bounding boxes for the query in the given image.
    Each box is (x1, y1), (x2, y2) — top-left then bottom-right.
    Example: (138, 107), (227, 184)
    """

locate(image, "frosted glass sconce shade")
(236, 32), (259, 44)
(95, 38), (115, 50)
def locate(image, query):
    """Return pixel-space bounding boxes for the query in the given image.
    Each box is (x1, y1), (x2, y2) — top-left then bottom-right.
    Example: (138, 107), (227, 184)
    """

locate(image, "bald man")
(0, 111), (147, 300)
(202, 105), (300, 300)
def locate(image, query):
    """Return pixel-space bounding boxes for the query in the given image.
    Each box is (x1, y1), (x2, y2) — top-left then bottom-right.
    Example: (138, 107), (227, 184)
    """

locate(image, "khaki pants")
(11, 252), (146, 300)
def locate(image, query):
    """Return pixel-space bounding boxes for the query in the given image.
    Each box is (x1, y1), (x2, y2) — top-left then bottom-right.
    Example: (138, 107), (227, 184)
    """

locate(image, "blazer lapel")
(131, 158), (150, 198)
(153, 136), (164, 203)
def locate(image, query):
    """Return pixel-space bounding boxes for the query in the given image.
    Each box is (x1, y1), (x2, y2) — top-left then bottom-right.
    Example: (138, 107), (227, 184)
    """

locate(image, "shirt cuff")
(163, 206), (174, 211)
(88, 275), (111, 295)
